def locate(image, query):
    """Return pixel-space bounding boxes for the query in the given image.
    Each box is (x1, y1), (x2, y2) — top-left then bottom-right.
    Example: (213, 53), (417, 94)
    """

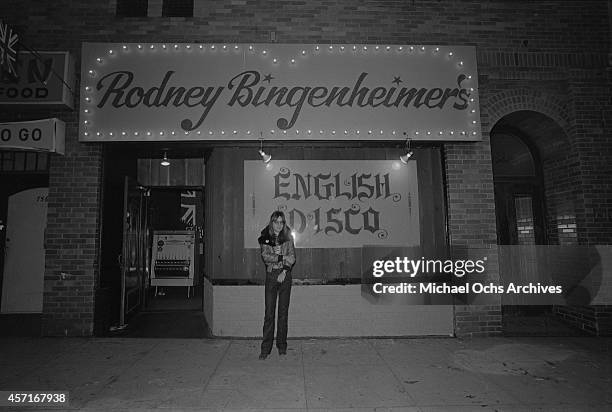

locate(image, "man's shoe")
(258, 353), (268, 360)
(278, 349), (287, 355)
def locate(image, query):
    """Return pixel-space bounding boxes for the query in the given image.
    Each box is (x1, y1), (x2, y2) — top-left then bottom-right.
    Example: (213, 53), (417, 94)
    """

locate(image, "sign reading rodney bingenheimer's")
(79, 43), (480, 141)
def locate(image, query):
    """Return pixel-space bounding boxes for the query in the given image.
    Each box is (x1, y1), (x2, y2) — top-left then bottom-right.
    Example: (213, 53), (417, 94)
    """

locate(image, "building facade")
(0, 0), (611, 337)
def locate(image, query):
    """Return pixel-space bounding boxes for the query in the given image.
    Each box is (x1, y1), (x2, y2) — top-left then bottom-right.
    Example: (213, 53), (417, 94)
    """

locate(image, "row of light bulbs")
(102, 43), (465, 58)
(88, 43), (472, 73)
(82, 129), (478, 138)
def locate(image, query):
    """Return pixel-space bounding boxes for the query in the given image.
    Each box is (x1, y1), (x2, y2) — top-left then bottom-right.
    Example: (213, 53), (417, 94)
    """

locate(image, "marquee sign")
(244, 160), (420, 249)
(0, 118), (65, 154)
(80, 43), (481, 142)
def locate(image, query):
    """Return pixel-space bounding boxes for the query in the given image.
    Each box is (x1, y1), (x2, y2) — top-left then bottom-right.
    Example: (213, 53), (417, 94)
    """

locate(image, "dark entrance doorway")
(491, 125), (586, 336)
(98, 144), (209, 337)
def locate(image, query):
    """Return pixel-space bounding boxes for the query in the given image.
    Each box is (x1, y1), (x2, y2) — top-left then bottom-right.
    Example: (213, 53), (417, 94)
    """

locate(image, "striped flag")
(0, 20), (19, 78)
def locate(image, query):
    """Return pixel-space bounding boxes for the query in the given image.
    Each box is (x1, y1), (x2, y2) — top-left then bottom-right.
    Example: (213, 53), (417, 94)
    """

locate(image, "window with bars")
(0, 151), (49, 172)
(116, 0), (148, 17)
(163, 0), (194, 17)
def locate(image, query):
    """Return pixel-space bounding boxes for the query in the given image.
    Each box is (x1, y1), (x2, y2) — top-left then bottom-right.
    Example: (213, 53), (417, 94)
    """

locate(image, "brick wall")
(42, 118), (103, 336)
(0, 0), (609, 336)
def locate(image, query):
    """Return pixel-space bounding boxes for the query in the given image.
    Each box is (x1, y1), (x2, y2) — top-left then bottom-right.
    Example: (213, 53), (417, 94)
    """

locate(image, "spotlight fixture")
(258, 135), (272, 163)
(160, 151), (170, 167)
(400, 138), (413, 164)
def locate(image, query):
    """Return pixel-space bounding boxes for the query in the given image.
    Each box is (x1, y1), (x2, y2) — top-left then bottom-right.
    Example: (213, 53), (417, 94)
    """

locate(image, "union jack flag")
(180, 190), (197, 227)
(0, 20), (19, 78)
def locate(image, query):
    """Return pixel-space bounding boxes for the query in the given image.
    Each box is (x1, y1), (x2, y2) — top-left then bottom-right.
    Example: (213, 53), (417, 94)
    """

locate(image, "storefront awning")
(0, 118), (65, 154)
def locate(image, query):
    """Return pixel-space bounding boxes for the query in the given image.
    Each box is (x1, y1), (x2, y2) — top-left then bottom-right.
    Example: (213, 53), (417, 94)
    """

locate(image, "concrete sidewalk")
(0, 337), (610, 411)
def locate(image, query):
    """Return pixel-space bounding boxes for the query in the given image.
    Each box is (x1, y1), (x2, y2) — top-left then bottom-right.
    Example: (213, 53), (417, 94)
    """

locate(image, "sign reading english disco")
(79, 43), (481, 142)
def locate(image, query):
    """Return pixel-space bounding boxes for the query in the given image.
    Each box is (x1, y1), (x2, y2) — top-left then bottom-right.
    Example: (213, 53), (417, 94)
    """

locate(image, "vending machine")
(150, 230), (198, 297)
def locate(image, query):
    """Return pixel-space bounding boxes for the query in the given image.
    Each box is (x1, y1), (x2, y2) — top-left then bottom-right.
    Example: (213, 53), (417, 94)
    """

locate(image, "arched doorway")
(491, 129), (547, 246)
(491, 110), (586, 335)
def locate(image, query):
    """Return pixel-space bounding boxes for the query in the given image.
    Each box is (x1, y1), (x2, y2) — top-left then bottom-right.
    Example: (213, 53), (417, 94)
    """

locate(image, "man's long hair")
(267, 211), (292, 244)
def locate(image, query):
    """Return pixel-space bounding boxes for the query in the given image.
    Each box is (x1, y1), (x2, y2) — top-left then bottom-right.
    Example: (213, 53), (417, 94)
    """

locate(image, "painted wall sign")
(0, 51), (74, 108)
(244, 160), (419, 249)
(80, 43), (481, 142)
(0, 118), (65, 154)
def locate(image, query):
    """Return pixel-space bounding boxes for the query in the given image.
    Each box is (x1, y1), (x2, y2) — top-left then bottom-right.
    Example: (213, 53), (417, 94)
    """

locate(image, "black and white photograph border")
(0, 0), (611, 411)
